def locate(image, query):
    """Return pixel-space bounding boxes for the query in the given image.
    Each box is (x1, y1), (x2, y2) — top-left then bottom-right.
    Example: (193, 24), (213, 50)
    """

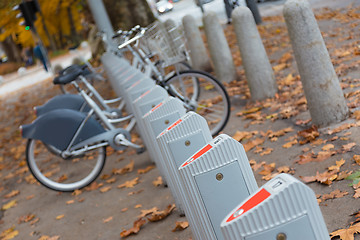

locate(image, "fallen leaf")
(350, 210), (360, 224)
(84, 182), (103, 191)
(4, 190), (20, 199)
(328, 159), (346, 172)
(138, 207), (159, 218)
(343, 142), (356, 152)
(260, 148), (273, 156)
(147, 204), (176, 222)
(106, 177), (116, 184)
(121, 208), (128, 212)
(327, 123), (357, 135)
(237, 107), (262, 116)
(354, 189), (360, 199)
(300, 170), (339, 185)
(66, 200), (75, 205)
(346, 171), (360, 186)
(330, 222), (360, 240)
(353, 155), (360, 165)
(118, 177), (140, 188)
(39, 236), (60, 240)
(232, 130), (257, 142)
(0, 227), (19, 240)
(322, 144), (335, 151)
(268, 127), (293, 138)
(100, 186), (112, 193)
(113, 160), (134, 175)
(128, 189), (144, 196)
(120, 218), (147, 238)
(134, 204), (142, 209)
(137, 165), (155, 174)
(298, 125), (319, 144)
(249, 160), (265, 171)
(72, 190), (82, 196)
(243, 138), (265, 152)
(258, 163), (276, 176)
(18, 214), (35, 224)
(2, 200), (17, 210)
(103, 216), (113, 223)
(172, 221), (189, 232)
(282, 139), (298, 148)
(55, 214), (65, 220)
(322, 189), (349, 201)
(152, 176), (163, 187)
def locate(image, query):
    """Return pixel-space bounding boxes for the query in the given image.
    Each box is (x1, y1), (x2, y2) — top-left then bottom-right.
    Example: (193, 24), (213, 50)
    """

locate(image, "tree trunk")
(101, 0), (156, 30)
(1, 37), (22, 63)
(67, 5), (80, 45)
(39, 11), (57, 51)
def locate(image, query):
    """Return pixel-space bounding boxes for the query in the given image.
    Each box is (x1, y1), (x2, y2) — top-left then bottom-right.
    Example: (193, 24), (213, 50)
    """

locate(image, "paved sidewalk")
(0, 47), (91, 97)
(0, 2), (360, 240)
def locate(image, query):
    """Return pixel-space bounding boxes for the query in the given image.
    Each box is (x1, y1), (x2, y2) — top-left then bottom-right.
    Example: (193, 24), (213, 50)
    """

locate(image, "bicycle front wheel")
(165, 70), (230, 136)
(26, 139), (106, 192)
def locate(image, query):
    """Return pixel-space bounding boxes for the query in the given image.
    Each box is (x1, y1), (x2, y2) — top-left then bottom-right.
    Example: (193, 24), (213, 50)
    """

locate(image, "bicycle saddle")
(53, 67), (83, 85)
(53, 65), (91, 85)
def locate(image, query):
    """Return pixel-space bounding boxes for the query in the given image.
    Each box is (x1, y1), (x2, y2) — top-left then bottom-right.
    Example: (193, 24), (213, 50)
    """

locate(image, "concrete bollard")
(182, 15), (212, 71)
(203, 11), (237, 83)
(164, 19), (183, 57)
(232, 7), (277, 100)
(283, 0), (348, 126)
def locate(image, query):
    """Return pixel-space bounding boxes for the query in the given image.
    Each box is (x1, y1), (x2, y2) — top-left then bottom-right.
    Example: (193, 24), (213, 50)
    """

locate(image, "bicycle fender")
(35, 94), (90, 116)
(21, 109), (105, 151)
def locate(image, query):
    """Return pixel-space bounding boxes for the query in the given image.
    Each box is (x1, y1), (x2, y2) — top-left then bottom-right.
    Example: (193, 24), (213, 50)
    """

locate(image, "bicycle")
(113, 23), (231, 136)
(21, 65), (145, 192)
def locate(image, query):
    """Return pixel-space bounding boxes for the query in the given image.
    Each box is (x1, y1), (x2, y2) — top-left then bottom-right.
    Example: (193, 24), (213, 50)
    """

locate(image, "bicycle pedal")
(136, 147), (146, 154)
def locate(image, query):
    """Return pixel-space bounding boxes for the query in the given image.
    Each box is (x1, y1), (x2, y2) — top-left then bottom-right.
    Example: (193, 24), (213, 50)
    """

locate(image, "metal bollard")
(142, 97), (187, 185)
(121, 77), (155, 114)
(221, 173), (330, 240)
(131, 86), (169, 158)
(178, 134), (258, 240)
(157, 111), (212, 216)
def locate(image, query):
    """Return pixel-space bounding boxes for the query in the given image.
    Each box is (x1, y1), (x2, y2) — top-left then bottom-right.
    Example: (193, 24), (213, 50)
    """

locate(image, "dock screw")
(216, 173), (223, 181)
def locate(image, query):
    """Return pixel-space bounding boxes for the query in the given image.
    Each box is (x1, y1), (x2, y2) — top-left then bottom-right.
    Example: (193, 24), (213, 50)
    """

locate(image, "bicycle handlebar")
(117, 27), (147, 50)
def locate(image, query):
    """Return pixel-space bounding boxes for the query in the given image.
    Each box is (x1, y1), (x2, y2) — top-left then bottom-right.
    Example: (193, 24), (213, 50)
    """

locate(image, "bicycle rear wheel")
(165, 70), (230, 136)
(26, 139), (106, 192)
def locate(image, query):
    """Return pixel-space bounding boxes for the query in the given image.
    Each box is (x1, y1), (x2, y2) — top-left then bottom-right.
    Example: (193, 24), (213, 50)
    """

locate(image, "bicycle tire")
(165, 70), (230, 136)
(26, 139), (106, 192)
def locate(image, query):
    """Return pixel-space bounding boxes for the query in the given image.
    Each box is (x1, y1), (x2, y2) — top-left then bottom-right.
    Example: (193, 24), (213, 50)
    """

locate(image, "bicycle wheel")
(26, 139), (106, 192)
(165, 70), (230, 136)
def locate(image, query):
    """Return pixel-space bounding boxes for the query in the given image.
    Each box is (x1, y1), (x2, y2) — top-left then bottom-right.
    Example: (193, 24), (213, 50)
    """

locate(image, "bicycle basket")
(142, 21), (187, 68)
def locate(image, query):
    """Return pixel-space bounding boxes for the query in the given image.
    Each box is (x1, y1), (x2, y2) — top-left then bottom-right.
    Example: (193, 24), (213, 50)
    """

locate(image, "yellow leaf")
(2, 200), (17, 210)
(103, 216), (113, 223)
(322, 144), (334, 151)
(137, 165), (155, 174)
(56, 214), (65, 220)
(100, 186), (112, 193)
(118, 177), (140, 188)
(282, 139), (298, 148)
(0, 227), (19, 240)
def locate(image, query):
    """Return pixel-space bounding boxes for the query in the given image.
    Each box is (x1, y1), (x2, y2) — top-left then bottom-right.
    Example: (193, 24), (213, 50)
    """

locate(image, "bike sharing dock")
(1, 0), (360, 239)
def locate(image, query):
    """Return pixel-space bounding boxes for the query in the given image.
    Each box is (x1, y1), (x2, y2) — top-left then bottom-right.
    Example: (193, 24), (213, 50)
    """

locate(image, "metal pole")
(87, 0), (117, 51)
(245, 0), (262, 24)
